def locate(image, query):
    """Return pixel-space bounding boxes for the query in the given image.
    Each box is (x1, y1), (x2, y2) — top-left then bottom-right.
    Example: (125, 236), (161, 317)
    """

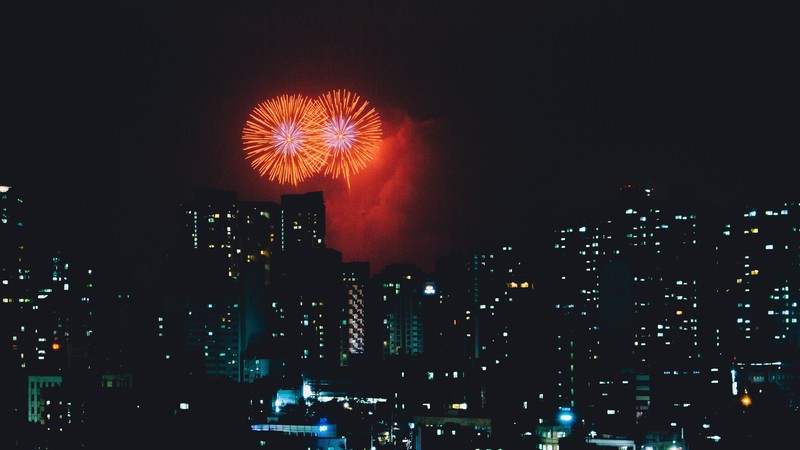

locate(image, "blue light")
(559, 407), (574, 423)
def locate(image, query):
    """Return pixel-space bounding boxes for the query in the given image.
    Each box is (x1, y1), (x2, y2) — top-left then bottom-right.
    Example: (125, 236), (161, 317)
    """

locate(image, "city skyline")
(3, 179), (798, 449)
(3, 4), (799, 446)
(5, 1), (797, 275)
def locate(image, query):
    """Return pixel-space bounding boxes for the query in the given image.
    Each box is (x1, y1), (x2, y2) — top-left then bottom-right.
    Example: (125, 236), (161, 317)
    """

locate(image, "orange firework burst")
(316, 89), (382, 188)
(242, 94), (327, 186)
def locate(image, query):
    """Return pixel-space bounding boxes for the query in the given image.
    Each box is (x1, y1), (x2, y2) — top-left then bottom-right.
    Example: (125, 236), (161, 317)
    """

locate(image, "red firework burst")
(242, 94), (327, 186)
(315, 89), (382, 188)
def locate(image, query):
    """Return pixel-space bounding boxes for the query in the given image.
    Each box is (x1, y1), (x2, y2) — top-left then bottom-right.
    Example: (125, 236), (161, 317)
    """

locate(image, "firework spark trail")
(316, 89), (382, 189)
(242, 94), (327, 186)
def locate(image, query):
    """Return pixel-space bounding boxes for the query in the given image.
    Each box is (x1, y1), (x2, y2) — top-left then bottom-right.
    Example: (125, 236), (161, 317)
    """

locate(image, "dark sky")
(4, 1), (797, 274)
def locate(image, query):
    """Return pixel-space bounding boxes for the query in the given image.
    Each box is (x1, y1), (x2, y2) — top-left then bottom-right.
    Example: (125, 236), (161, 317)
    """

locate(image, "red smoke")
(237, 106), (463, 275)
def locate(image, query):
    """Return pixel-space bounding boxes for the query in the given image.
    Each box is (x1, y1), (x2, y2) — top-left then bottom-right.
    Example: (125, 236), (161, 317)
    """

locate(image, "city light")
(559, 407), (575, 424)
(741, 390), (752, 407)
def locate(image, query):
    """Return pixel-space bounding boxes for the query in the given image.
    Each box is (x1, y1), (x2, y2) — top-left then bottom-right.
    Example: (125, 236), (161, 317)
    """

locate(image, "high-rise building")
(466, 245), (535, 369)
(180, 187), (241, 279)
(429, 251), (472, 362)
(1, 184), (30, 374)
(259, 190), (346, 373)
(280, 191), (326, 251)
(715, 201), (800, 409)
(271, 247), (344, 372)
(549, 184), (725, 433)
(1, 185), (97, 373)
(372, 263), (427, 359)
(176, 187), (281, 382)
(342, 261), (370, 365)
(238, 199), (282, 266)
(0, 185), (31, 301)
(463, 244), (548, 421)
(238, 199), (282, 380)
(716, 201), (800, 360)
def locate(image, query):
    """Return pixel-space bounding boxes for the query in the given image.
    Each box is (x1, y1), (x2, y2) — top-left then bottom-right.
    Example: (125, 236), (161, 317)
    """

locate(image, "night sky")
(5, 1), (797, 274)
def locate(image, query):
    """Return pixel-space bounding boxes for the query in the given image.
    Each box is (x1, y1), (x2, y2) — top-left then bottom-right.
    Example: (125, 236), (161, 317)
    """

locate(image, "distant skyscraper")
(466, 245), (535, 369)
(271, 247), (344, 371)
(184, 291), (241, 381)
(176, 187), (281, 382)
(0, 185), (31, 301)
(238, 200), (282, 266)
(237, 199), (282, 378)
(0, 185), (98, 373)
(180, 187), (241, 279)
(280, 191), (326, 251)
(427, 251), (472, 362)
(342, 261), (370, 365)
(550, 184), (724, 432)
(373, 263), (427, 359)
(264, 191), (345, 372)
(1, 185), (29, 373)
(716, 201), (800, 360)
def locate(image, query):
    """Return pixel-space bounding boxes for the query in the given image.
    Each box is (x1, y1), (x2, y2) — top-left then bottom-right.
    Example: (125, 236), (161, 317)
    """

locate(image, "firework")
(242, 94), (327, 186)
(315, 89), (382, 188)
